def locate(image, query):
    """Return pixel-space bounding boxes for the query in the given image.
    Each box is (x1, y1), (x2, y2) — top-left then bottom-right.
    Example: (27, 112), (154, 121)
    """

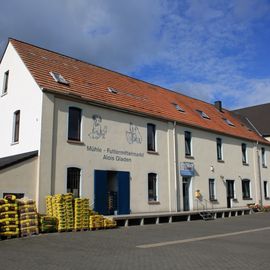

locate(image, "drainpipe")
(256, 141), (263, 207)
(173, 121), (180, 211)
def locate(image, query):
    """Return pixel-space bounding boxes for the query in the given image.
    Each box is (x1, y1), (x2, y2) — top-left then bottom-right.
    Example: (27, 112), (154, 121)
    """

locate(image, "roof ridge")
(9, 37), (226, 110)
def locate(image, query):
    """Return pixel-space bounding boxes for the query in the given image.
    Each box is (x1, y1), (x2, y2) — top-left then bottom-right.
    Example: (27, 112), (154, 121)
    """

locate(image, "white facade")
(0, 44), (43, 158)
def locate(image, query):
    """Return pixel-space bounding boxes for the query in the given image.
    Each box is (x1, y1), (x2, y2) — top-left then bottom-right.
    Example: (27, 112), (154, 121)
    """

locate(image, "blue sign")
(180, 162), (194, 176)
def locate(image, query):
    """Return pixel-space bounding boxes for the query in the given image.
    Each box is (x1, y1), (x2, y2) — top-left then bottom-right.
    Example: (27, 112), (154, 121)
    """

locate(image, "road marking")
(137, 226), (270, 249)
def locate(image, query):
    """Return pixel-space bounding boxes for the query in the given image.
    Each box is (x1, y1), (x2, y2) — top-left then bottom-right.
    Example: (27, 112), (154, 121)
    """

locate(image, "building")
(1, 39), (270, 215)
(233, 103), (270, 142)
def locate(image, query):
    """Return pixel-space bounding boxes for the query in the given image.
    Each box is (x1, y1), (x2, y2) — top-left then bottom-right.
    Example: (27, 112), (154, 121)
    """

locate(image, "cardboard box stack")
(0, 195), (19, 239)
(17, 199), (39, 237)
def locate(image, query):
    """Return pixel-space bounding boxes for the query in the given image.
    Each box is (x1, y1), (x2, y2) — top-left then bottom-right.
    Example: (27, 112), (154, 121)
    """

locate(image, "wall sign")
(180, 162), (194, 176)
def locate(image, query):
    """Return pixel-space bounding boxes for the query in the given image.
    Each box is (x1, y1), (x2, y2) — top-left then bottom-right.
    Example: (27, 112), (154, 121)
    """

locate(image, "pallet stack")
(53, 194), (67, 232)
(17, 199), (39, 237)
(0, 195), (19, 239)
(65, 193), (74, 231)
(89, 215), (104, 230)
(45, 196), (53, 216)
(39, 215), (58, 233)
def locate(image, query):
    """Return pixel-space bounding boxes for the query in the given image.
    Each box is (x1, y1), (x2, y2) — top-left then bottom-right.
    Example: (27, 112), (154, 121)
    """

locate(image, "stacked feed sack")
(64, 193), (74, 231)
(17, 199), (39, 237)
(45, 196), (53, 216)
(39, 215), (58, 233)
(53, 194), (67, 232)
(103, 217), (117, 229)
(82, 199), (89, 230)
(52, 196), (58, 218)
(89, 215), (104, 230)
(74, 198), (83, 230)
(0, 195), (19, 238)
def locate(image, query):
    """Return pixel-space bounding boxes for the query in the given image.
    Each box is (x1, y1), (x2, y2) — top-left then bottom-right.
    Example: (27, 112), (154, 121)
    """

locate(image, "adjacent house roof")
(233, 103), (270, 137)
(8, 38), (269, 144)
(0, 151), (38, 170)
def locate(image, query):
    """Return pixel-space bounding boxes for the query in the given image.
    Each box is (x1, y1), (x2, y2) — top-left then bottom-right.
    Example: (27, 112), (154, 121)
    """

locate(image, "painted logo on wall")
(126, 123), (142, 144)
(89, 114), (107, 139)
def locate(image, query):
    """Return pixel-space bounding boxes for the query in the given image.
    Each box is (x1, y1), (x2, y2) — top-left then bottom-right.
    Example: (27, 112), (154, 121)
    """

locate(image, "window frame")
(184, 131), (192, 157)
(262, 147), (267, 167)
(148, 173), (158, 202)
(216, 138), (223, 161)
(209, 178), (216, 201)
(12, 110), (20, 143)
(241, 179), (251, 199)
(241, 143), (248, 164)
(264, 181), (269, 199)
(67, 167), (81, 198)
(2, 70), (9, 95)
(147, 123), (156, 152)
(68, 107), (82, 142)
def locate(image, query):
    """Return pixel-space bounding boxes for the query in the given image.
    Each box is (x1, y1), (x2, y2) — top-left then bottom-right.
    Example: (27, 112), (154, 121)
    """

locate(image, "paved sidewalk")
(0, 213), (270, 270)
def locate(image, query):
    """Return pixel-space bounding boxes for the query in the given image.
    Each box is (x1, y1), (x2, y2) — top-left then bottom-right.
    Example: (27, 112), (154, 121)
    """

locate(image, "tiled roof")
(233, 103), (270, 137)
(9, 39), (269, 144)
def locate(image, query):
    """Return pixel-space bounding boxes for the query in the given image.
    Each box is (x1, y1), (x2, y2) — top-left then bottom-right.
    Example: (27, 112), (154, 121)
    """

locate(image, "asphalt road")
(1, 212), (270, 270)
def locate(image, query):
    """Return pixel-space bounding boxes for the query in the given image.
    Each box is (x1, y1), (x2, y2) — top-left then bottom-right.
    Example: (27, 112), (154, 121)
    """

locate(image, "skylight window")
(108, 87), (118, 94)
(223, 118), (235, 127)
(50, 72), (69, 85)
(172, 103), (185, 112)
(196, 110), (210, 119)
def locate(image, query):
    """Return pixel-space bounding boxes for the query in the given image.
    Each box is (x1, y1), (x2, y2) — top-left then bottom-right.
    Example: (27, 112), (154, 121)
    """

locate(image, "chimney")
(214, 101), (222, 112)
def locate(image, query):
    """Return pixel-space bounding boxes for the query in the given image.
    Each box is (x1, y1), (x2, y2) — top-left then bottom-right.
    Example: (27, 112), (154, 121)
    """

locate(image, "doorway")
(94, 170), (130, 215)
(182, 177), (191, 211)
(226, 180), (234, 208)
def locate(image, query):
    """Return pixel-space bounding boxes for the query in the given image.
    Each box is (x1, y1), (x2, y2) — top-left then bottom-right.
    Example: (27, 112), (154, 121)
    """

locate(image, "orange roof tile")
(9, 38), (269, 144)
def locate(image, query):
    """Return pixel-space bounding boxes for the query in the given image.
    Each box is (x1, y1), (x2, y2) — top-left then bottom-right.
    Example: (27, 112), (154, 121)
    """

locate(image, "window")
(241, 143), (248, 164)
(185, 131), (192, 156)
(67, 167), (81, 198)
(50, 71), (69, 85)
(196, 110), (210, 119)
(264, 181), (269, 199)
(172, 102), (185, 112)
(223, 118), (235, 127)
(2, 70), (9, 95)
(68, 107), (82, 141)
(242, 179), (251, 199)
(262, 147), (266, 167)
(147, 123), (156, 151)
(148, 173), (158, 201)
(216, 138), (223, 161)
(13, 110), (20, 143)
(209, 179), (216, 201)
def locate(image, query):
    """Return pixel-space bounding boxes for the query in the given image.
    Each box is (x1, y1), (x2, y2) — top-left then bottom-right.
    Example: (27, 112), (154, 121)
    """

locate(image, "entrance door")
(182, 177), (190, 211)
(226, 180), (234, 208)
(94, 170), (130, 215)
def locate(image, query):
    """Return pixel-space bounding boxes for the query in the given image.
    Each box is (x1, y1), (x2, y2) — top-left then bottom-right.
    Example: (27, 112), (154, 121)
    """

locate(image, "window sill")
(262, 165), (267, 169)
(243, 198), (253, 200)
(264, 197), (270, 200)
(148, 201), (160, 205)
(242, 162), (249, 166)
(210, 198), (218, 202)
(232, 198), (238, 202)
(1, 92), (7, 97)
(217, 159), (224, 163)
(185, 155), (194, 159)
(67, 140), (85, 145)
(147, 151), (159, 155)
(11, 141), (19, 146)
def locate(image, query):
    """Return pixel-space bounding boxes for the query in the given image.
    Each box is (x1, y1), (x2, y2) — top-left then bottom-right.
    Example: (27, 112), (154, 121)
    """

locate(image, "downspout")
(173, 121), (180, 211)
(256, 141), (263, 207)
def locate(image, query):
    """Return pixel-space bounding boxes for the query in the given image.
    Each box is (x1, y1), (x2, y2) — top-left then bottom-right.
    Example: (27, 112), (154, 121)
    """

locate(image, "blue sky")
(1, 0), (270, 109)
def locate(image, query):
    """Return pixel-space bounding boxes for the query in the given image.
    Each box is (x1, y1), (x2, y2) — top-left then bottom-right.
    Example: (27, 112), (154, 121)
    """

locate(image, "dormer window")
(2, 70), (9, 95)
(50, 72), (69, 85)
(108, 87), (118, 94)
(196, 110), (210, 119)
(172, 102), (185, 112)
(223, 118), (235, 127)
